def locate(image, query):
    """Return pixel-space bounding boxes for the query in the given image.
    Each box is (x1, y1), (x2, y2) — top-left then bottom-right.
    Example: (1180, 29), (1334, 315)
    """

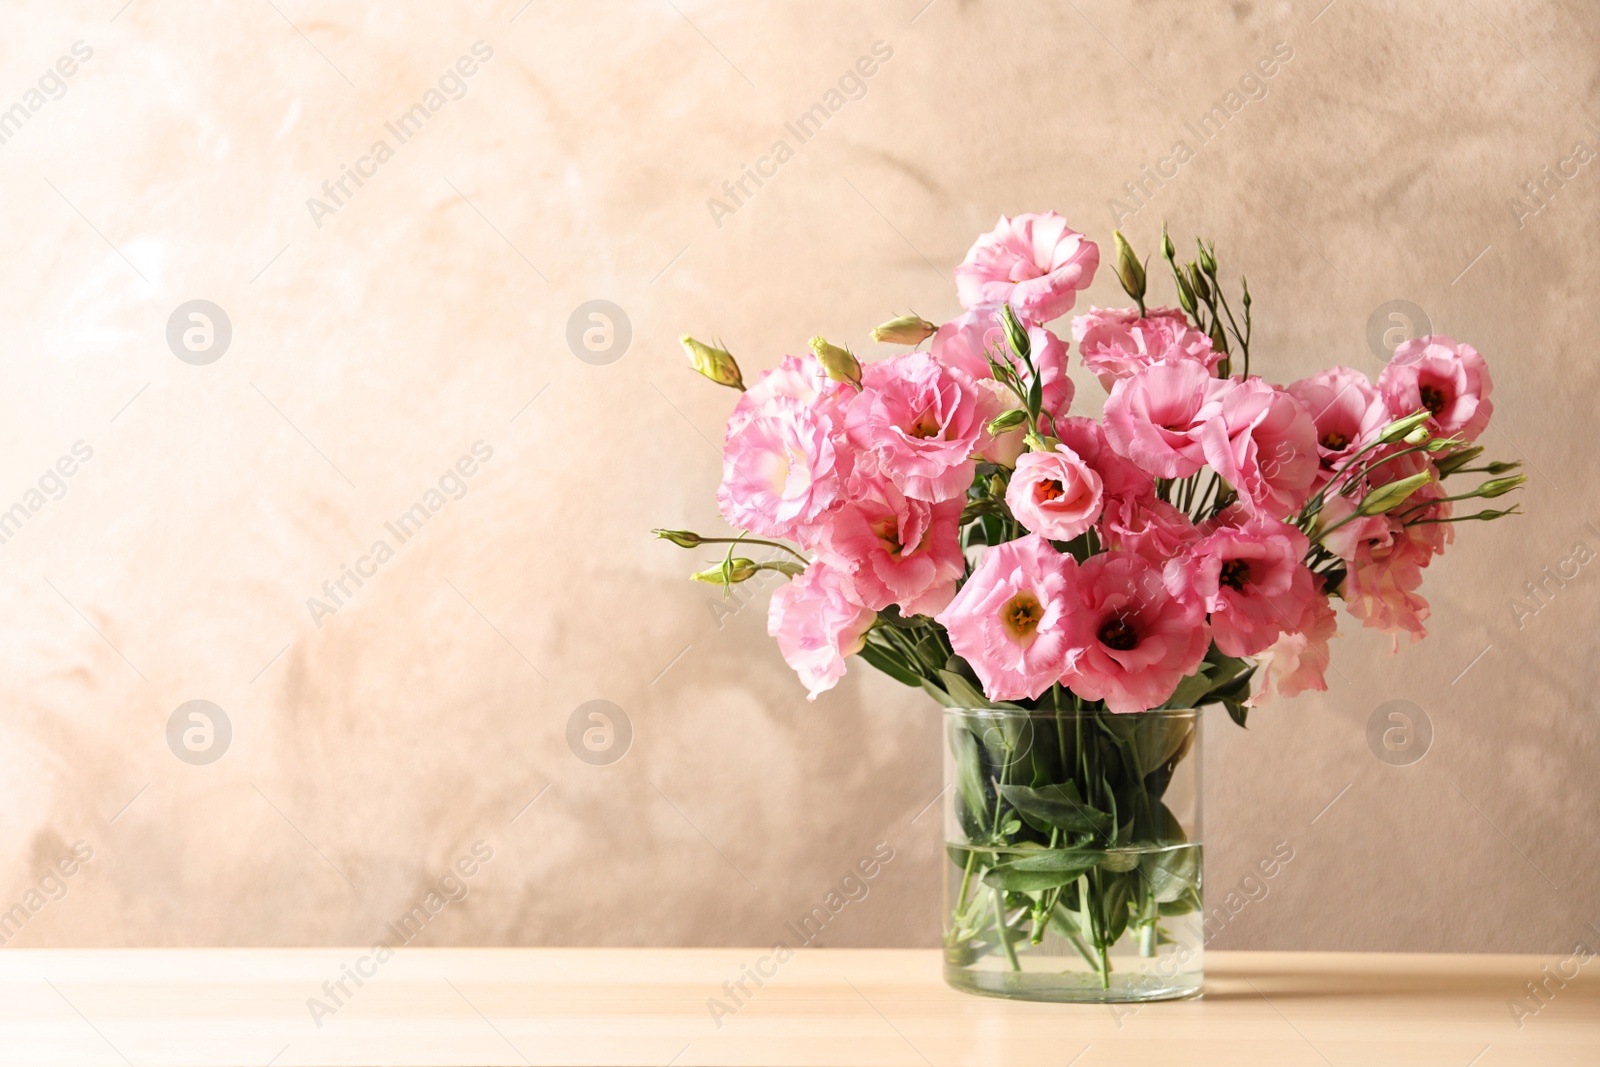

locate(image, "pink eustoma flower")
(935, 534), (1079, 702)
(727, 354), (849, 436)
(1247, 590), (1339, 705)
(1164, 518), (1314, 658)
(1316, 493), (1434, 643)
(845, 351), (982, 502)
(1102, 358), (1223, 478)
(1287, 367), (1389, 491)
(1098, 494), (1199, 565)
(932, 308), (1075, 425)
(1060, 551), (1210, 714)
(1072, 306), (1223, 391)
(1005, 445), (1104, 542)
(1054, 416), (1156, 500)
(820, 462), (965, 618)
(955, 213), (1099, 324)
(1198, 377), (1319, 518)
(718, 395), (845, 543)
(767, 562), (876, 700)
(1379, 336), (1494, 441)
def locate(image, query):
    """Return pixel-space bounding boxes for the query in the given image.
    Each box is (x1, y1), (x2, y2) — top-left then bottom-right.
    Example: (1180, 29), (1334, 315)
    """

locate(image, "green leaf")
(1142, 845), (1201, 903)
(981, 848), (1106, 892)
(998, 782), (1113, 837)
(857, 641), (922, 688)
(937, 669), (991, 711)
(1225, 700), (1249, 729)
(1101, 850), (1140, 873)
(1163, 664), (1214, 711)
(1102, 872), (1133, 945)
(949, 726), (990, 835)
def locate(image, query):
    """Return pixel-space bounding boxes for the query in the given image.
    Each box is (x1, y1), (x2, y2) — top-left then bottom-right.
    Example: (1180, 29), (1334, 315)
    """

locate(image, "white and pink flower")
(1098, 494), (1199, 565)
(1103, 358), (1223, 478)
(845, 351), (983, 502)
(1005, 445), (1104, 542)
(1246, 590), (1338, 705)
(1287, 367), (1389, 491)
(1379, 336), (1494, 442)
(767, 562), (876, 700)
(1073, 306), (1223, 391)
(936, 535), (1079, 702)
(955, 213), (1099, 324)
(1164, 518), (1314, 658)
(1059, 551), (1210, 714)
(1197, 376), (1319, 518)
(819, 462), (965, 618)
(717, 395), (846, 543)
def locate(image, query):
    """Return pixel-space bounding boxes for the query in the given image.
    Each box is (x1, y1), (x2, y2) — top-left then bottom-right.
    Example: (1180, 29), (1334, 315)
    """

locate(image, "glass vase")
(942, 705), (1203, 1002)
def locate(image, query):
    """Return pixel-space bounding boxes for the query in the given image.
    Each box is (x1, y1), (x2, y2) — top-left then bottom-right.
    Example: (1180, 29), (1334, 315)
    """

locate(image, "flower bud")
(692, 557), (758, 585)
(1241, 275), (1252, 308)
(1196, 240), (1217, 275)
(1403, 424), (1431, 445)
(871, 314), (936, 345)
(1188, 263), (1211, 302)
(1112, 230), (1146, 305)
(1160, 224), (1176, 262)
(1356, 470), (1433, 517)
(986, 409), (1028, 436)
(1377, 409), (1433, 443)
(1174, 268), (1198, 317)
(999, 303), (1031, 361)
(1485, 460), (1523, 475)
(1432, 446), (1484, 476)
(680, 335), (744, 391)
(1474, 473), (1527, 498)
(653, 528), (704, 548)
(809, 336), (862, 387)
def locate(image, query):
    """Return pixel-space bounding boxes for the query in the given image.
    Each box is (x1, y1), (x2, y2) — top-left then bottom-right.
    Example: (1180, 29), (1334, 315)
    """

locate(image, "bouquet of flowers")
(656, 213), (1522, 998)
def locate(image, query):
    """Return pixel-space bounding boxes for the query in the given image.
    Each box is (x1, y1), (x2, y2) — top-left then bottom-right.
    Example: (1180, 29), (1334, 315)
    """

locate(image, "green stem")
(991, 887), (1021, 972)
(1050, 902), (1102, 970)
(684, 536), (809, 563)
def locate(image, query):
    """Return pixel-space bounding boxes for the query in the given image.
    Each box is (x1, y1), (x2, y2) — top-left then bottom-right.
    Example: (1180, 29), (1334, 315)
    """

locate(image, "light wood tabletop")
(2, 948), (1595, 1066)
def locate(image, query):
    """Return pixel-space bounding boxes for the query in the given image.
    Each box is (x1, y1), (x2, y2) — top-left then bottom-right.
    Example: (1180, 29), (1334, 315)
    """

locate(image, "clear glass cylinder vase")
(942, 705), (1203, 1002)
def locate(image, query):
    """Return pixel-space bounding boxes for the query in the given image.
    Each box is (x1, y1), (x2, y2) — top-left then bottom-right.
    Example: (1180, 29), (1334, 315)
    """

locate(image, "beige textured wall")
(1, 0), (1595, 954)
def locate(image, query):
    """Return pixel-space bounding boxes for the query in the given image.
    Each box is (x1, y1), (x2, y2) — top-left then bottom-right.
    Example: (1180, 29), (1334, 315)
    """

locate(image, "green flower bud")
(809, 336), (862, 388)
(680, 335), (744, 391)
(692, 557), (759, 585)
(1432, 446), (1484, 475)
(986, 409), (1028, 435)
(1403, 424), (1431, 445)
(1160, 224), (1176, 262)
(1475, 473), (1527, 498)
(1377, 409), (1433, 444)
(1113, 230), (1146, 304)
(653, 528), (704, 548)
(1485, 460), (1523, 475)
(999, 303), (1031, 361)
(1188, 263), (1211, 302)
(871, 314), (937, 345)
(1241, 275), (1252, 308)
(1174, 268), (1198, 317)
(1196, 240), (1217, 275)
(1356, 470), (1433, 517)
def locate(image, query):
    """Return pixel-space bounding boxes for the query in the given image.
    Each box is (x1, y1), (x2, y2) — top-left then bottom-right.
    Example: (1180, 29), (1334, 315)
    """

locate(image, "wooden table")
(3, 949), (1596, 1065)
